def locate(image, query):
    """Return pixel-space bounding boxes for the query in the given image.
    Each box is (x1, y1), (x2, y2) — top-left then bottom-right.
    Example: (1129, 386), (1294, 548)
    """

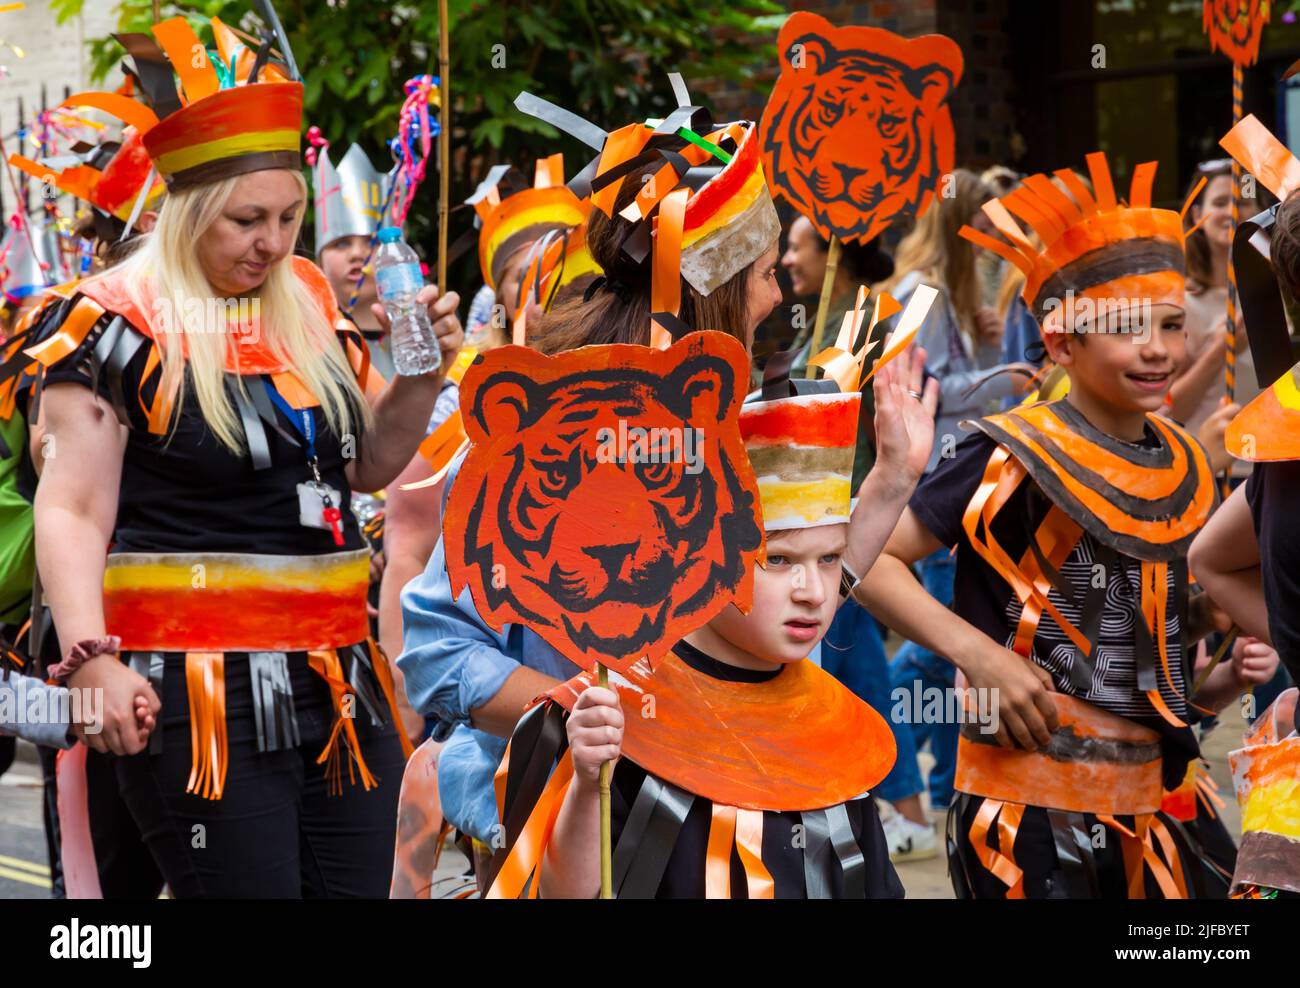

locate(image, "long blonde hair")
(878, 168), (993, 336)
(114, 170), (368, 453)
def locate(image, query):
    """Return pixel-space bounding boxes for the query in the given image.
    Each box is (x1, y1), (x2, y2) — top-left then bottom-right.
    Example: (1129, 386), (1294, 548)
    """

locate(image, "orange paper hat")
(1218, 114), (1300, 461)
(959, 152), (1186, 331)
(8, 126), (165, 222)
(60, 15), (301, 191)
(469, 154), (593, 291)
(514, 84), (780, 338)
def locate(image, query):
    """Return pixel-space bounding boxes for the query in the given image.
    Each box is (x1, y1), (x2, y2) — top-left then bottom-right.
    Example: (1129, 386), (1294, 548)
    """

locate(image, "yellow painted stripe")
(485, 203), (585, 261)
(1241, 778), (1300, 839)
(103, 550), (369, 593)
(0, 853), (50, 875)
(0, 864), (52, 889)
(1274, 365), (1300, 412)
(756, 475), (851, 525)
(683, 168), (766, 249)
(155, 128), (300, 176)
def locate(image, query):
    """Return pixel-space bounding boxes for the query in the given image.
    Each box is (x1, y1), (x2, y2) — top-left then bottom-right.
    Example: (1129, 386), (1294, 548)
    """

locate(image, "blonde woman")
(16, 30), (462, 898)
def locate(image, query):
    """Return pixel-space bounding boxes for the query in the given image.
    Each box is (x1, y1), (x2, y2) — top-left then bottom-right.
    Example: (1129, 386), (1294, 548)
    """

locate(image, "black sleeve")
(908, 431), (999, 549)
(1244, 462), (1264, 537)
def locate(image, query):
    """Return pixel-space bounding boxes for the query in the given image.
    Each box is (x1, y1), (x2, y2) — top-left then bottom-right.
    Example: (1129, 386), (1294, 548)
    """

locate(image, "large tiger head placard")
(443, 332), (764, 674)
(760, 11), (963, 244)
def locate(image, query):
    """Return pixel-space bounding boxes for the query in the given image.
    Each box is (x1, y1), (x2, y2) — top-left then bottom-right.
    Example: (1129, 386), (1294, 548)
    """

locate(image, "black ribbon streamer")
(611, 774), (694, 898)
(248, 650), (300, 752)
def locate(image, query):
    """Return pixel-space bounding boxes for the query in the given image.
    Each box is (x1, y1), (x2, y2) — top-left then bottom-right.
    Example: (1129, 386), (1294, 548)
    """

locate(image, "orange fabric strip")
(734, 808), (773, 899)
(151, 17), (220, 105)
(1012, 507), (1084, 657)
(969, 799), (1024, 897)
(24, 296), (104, 367)
(1147, 815), (1189, 899)
(368, 639), (415, 760)
(651, 188), (689, 320)
(184, 652), (228, 800)
(962, 447), (1092, 654)
(591, 123), (652, 217)
(308, 649), (377, 795)
(486, 753), (575, 899)
(705, 803), (738, 899)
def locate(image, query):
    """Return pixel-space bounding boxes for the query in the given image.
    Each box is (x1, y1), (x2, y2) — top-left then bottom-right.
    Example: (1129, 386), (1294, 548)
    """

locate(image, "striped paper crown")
(958, 152), (1187, 329)
(738, 282), (938, 531)
(741, 389), (859, 531)
(471, 154), (593, 290)
(60, 15), (301, 192)
(8, 126), (165, 222)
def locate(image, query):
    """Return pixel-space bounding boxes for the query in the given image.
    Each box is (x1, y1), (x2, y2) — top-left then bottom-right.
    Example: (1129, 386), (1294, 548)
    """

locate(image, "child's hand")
(1231, 636), (1279, 689)
(133, 694), (156, 746)
(566, 686), (623, 787)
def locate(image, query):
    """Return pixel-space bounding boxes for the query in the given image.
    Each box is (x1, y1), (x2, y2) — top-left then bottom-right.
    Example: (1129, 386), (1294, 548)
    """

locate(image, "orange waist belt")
(101, 549), (411, 801)
(103, 549), (371, 652)
(955, 692), (1163, 817)
(955, 693), (1189, 899)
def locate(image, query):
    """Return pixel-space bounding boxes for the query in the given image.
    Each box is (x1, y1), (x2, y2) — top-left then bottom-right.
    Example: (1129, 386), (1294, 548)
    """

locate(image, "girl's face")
(196, 169), (303, 296)
(744, 242), (783, 349)
(318, 235), (377, 310)
(1194, 174), (1235, 252)
(780, 216), (826, 297)
(702, 523), (847, 668)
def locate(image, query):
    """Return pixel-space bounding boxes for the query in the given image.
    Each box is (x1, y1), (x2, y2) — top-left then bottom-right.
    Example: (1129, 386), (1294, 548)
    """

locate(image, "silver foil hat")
(313, 143), (396, 254)
(1, 218), (68, 301)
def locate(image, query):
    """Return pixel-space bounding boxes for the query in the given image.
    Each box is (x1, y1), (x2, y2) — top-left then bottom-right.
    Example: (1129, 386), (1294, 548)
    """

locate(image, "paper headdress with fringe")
(8, 126), (165, 224)
(59, 14), (301, 192)
(468, 154), (595, 292)
(958, 152), (1187, 332)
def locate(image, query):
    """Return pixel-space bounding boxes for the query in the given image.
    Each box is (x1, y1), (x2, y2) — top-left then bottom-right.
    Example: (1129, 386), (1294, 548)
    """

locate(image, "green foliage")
(50, 0), (782, 287)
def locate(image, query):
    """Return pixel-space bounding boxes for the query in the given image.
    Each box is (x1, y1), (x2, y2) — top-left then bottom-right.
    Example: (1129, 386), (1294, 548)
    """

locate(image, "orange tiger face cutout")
(1203, 0), (1271, 67)
(760, 11), (963, 244)
(443, 332), (764, 674)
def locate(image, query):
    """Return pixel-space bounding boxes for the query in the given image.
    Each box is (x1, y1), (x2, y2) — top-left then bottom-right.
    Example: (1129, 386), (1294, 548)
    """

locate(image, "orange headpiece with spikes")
(959, 152), (1187, 332)
(59, 15), (301, 192)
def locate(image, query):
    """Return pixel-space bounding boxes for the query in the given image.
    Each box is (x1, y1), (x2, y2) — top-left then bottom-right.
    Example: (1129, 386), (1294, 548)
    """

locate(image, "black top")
(1245, 461), (1300, 731)
(603, 640), (904, 899)
(910, 431), (1198, 788)
(31, 300), (364, 556)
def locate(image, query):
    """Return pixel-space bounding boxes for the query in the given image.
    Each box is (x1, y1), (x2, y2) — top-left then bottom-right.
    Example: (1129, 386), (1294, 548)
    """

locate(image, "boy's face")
(1044, 301), (1187, 415)
(708, 523), (847, 665)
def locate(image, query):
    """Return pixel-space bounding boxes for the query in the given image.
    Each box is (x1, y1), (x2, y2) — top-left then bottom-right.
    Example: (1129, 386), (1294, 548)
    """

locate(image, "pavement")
(0, 709), (1252, 899)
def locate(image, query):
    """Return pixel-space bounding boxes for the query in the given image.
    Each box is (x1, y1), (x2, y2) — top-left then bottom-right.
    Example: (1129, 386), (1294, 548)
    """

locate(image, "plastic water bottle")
(374, 227), (442, 376)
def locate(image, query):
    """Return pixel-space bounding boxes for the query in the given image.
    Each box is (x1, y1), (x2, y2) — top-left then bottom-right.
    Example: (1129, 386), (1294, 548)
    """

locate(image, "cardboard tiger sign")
(1204, 0), (1271, 67)
(443, 332), (764, 675)
(759, 11), (963, 244)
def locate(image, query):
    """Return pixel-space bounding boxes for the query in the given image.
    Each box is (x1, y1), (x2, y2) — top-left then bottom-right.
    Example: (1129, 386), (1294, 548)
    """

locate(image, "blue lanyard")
(263, 378), (317, 462)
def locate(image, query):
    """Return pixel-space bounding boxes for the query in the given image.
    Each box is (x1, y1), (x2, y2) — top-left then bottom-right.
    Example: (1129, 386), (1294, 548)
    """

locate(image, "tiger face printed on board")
(759, 10), (963, 244)
(443, 332), (764, 674)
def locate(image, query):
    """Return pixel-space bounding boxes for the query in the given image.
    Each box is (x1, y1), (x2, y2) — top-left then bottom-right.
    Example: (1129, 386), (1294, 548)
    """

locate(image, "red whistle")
(322, 505), (345, 546)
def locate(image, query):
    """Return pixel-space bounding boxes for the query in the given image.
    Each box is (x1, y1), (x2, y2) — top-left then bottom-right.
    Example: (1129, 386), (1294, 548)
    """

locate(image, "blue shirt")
(396, 455), (580, 841)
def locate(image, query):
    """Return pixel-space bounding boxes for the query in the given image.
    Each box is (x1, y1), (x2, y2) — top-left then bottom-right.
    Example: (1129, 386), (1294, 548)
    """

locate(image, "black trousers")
(108, 650), (403, 899)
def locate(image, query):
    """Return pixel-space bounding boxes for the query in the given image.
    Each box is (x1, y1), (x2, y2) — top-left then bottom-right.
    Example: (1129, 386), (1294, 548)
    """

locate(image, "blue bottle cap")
(377, 227), (402, 244)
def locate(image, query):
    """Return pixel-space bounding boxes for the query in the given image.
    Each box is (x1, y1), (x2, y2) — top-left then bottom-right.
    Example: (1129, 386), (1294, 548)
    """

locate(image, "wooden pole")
(437, 0), (450, 292)
(1225, 61), (1243, 404)
(597, 661), (613, 899)
(804, 235), (841, 378)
